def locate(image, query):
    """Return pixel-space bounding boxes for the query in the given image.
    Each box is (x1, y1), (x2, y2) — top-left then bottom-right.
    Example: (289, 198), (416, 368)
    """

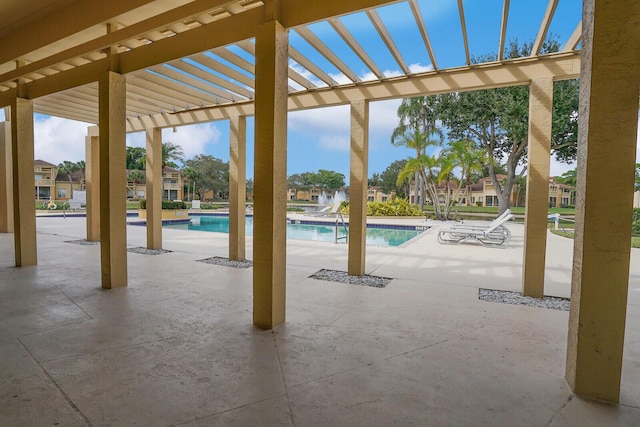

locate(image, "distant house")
(408, 174), (575, 208)
(34, 160), (57, 200)
(125, 166), (184, 201)
(35, 160), (183, 201)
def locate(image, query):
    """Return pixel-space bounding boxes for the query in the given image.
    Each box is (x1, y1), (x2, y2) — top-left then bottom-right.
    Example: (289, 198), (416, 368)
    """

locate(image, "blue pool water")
(163, 215), (426, 247)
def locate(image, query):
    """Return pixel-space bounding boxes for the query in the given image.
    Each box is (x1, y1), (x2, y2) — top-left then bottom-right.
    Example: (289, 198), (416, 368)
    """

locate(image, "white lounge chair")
(438, 212), (514, 248)
(450, 209), (513, 239)
(309, 204), (340, 217)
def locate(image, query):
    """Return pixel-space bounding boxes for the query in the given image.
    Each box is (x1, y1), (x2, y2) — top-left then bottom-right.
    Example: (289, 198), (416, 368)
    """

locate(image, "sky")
(2, 0), (616, 181)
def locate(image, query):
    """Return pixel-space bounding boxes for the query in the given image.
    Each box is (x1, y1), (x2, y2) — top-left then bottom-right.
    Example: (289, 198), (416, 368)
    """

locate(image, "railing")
(335, 212), (349, 244)
(35, 179), (54, 186)
(548, 213), (575, 232)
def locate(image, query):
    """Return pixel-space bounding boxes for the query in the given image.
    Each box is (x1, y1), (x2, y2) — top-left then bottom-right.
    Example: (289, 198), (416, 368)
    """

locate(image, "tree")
(442, 139), (485, 214)
(316, 169), (346, 190)
(287, 174), (306, 199)
(391, 96), (444, 208)
(379, 159), (408, 197)
(368, 173), (381, 187)
(440, 39), (579, 214)
(126, 146), (146, 170)
(127, 170), (144, 183)
(183, 155), (229, 200)
(557, 169), (577, 187)
(161, 141), (184, 169)
(181, 166), (201, 201)
(57, 160), (80, 198)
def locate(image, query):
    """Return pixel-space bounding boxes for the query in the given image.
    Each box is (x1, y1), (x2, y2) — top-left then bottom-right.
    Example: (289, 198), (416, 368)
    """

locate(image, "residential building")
(34, 160), (57, 200)
(407, 175), (575, 208)
(125, 167), (184, 201)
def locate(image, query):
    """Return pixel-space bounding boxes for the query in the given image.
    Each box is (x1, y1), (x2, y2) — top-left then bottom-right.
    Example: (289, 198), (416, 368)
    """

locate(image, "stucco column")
(522, 77), (553, 298)
(85, 126), (100, 241)
(253, 20), (288, 329)
(146, 127), (162, 249)
(98, 71), (128, 289)
(11, 98), (37, 266)
(348, 100), (369, 276)
(566, 0), (640, 403)
(229, 115), (246, 261)
(0, 121), (13, 233)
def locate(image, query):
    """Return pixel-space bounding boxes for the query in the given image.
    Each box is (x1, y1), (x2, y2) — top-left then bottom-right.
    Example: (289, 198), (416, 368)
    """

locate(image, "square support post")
(253, 20), (288, 329)
(0, 121), (13, 233)
(229, 115), (247, 261)
(11, 98), (36, 266)
(146, 127), (162, 250)
(566, 0), (640, 403)
(522, 77), (553, 298)
(85, 126), (100, 241)
(348, 100), (369, 276)
(98, 71), (128, 289)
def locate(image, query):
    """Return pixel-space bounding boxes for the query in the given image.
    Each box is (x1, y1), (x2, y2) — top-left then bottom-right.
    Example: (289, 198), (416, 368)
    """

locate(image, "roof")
(34, 159), (56, 167)
(0, 1), (581, 132)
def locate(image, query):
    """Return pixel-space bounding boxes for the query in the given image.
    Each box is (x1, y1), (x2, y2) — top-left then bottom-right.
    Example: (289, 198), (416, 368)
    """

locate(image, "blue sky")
(2, 0), (589, 179)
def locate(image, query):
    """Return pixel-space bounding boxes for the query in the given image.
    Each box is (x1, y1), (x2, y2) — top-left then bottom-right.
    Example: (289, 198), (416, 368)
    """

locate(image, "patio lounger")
(438, 213), (514, 248)
(450, 209), (512, 239)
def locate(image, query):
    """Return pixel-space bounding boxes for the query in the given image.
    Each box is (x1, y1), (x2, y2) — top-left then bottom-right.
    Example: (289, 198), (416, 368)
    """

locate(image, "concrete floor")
(1, 215), (639, 426)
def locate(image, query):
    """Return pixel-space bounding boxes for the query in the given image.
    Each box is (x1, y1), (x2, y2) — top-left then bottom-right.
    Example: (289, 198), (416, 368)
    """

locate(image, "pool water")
(163, 215), (425, 247)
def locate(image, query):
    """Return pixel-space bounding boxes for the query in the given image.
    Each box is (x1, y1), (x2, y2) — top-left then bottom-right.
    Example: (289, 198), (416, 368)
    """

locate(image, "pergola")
(0, 0), (638, 404)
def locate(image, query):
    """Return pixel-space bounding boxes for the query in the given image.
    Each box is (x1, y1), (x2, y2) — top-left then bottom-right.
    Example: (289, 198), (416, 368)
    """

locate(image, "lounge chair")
(308, 204), (340, 217)
(450, 209), (512, 239)
(438, 212), (514, 248)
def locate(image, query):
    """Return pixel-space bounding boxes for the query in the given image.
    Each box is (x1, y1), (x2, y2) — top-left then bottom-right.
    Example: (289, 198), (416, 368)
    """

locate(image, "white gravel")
(64, 239), (99, 246)
(479, 288), (570, 311)
(128, 247), (172, 255)
(310, 269), (392, 288)
(196, 256), (253, 269)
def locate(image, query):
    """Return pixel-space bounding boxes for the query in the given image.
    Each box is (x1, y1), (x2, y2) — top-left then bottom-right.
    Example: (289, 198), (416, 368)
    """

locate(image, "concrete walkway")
(1, 216), (639, 426)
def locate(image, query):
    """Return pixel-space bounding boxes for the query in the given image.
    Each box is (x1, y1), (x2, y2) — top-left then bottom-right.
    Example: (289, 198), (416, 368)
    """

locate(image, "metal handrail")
(335, 212), (349, 243)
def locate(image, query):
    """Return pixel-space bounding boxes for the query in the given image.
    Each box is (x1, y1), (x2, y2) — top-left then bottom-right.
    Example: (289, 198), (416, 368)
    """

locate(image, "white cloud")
(408, 63), (434, 74)
(162, 123), (222, 161)
(34, 116), (89, 164)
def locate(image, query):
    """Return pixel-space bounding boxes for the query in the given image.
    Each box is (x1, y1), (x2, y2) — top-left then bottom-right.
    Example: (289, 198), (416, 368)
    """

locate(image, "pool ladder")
(335, 212), (349, 244)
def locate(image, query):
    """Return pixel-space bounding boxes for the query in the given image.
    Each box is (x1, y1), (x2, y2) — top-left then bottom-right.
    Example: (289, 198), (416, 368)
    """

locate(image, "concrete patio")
(1, 216), (639, 426)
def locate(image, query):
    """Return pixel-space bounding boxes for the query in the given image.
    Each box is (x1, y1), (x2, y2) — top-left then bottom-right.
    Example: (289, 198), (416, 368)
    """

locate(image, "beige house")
(34, 159), (57, 201)
(126, 166), (184, 201)
(408, 175), (575, 208)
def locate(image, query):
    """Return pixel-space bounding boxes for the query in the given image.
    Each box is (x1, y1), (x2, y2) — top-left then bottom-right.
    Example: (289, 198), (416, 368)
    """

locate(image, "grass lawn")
(422, 205), (575, 216)
(551, 229), (640, 248)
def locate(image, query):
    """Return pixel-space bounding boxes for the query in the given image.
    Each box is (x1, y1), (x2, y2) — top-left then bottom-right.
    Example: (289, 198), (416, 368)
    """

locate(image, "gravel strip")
(64, 239), (99, 246)
(310, 269), (392, 288)
(479, 288), (570, 311)
(127, 247), (172, 255)
(196, 256), (253, 269)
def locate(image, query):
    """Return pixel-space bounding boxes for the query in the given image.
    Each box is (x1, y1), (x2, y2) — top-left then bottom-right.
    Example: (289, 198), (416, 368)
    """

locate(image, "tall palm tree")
(391, 96), (444, 208)
(157, 141), (184, 200)
(57, 160), (80, 199)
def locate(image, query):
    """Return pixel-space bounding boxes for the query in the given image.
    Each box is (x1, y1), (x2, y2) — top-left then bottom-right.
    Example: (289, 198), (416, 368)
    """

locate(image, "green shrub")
(139, 199), (186, 210)
(341, 198), (423, 217)
(633, 219), (640, 237)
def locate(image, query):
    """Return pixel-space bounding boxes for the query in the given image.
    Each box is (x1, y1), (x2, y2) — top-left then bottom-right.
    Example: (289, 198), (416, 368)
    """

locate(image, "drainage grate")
(196, 256), (253, 269)
(479, 288), (570, 311)
(310, 269), (392, 288)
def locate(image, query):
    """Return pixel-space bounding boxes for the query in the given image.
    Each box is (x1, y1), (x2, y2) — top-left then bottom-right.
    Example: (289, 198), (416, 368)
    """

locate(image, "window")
(368, 196), (374, 202)
(165, 179), (177, 185)
(57, 188), (66, 198)
(35, 174), (43, 180)
(382, 196), (387, 202)
(137, 190), (145, 198)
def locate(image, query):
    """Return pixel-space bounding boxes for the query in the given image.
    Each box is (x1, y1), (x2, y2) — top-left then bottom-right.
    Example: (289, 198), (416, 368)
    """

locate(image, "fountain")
(318, 190), (347, 207)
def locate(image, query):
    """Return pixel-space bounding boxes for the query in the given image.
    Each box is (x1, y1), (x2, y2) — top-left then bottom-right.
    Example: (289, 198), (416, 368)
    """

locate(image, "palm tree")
(57, 160), (80, 199)
(441, 139), (485, 216)
(127, 170), (145, 199)
(161, 141), (184, 169)
(181, 166), (200, 201)
(391, 96), (444, 208)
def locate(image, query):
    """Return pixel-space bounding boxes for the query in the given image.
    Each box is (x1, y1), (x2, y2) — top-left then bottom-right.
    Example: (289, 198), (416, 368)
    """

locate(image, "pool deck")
(1, 215), (639, 426)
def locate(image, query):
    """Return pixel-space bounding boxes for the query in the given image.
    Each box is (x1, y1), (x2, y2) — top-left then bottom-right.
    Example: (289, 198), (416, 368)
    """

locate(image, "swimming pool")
(162, 215), (426, 247)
